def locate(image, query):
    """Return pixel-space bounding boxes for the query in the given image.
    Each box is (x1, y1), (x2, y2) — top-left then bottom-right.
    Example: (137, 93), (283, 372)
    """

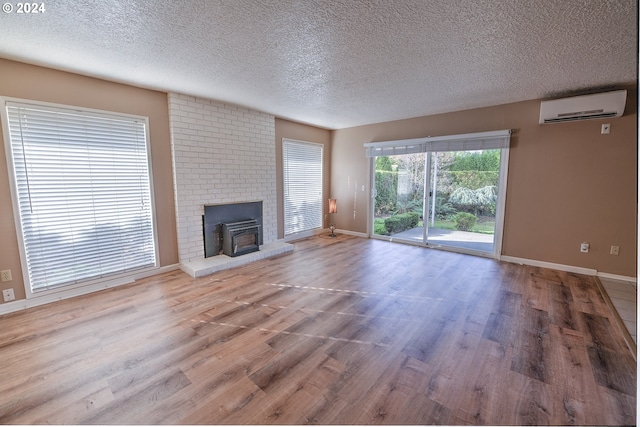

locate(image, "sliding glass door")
(425, 150), (501, 253)
(373, 153), (426, 243)
(369, 131), (510, 257)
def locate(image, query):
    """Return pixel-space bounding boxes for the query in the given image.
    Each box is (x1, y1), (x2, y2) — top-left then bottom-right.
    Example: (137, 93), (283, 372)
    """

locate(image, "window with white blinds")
(282, 139), (323, 236)
(3, 100), (157, 294)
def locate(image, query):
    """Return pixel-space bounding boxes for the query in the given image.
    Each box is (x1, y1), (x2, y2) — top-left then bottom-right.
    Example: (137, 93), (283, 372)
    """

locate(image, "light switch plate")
(2, 288), (15, 302)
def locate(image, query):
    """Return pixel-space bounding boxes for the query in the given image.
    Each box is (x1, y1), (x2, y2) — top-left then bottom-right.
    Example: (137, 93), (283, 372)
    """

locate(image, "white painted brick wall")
(168, 93), (277, 263)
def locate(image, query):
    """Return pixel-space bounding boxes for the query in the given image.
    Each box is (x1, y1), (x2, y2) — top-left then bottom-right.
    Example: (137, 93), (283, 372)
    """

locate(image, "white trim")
(424, 152), (433, 245)
(370, 233), (497, 259)
(364, 129), (511, 149)
(364, 129), (511, 157)
(366, 156), (373, 237)
(0, 264), (180, 316)
(427, 241), (497, 259)
(2, 96), (150, 122)
(499, 255), (598, 276)
(500, 255), (637, 281)
(0, 97), (29, 292)
(492, 146), (510, 257)
(335, 229), (369, 238)
(597, 272), (638, 283)
(367, 155), (381, 242)
(283, 227), (325, 242)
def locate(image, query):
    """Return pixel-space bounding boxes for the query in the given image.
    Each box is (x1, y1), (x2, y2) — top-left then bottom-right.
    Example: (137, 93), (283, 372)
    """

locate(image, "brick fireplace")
(168, 93), (292, 277)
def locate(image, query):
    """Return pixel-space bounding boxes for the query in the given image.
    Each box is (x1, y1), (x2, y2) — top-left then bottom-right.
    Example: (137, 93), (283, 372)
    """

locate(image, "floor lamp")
(328, 198), (337, 237)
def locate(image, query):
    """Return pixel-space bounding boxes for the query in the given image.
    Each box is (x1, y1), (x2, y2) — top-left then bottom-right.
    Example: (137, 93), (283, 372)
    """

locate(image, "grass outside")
(374, 217), (495, 235)
(432, 219), (495, 234)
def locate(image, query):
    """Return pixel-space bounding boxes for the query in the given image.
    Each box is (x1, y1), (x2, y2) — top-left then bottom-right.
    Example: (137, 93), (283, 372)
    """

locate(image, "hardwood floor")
(0, 234), (636, 425)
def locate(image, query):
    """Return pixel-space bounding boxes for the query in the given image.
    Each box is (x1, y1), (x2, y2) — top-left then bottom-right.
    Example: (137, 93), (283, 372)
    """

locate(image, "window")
(282, 139), (323, 236)
(366, 130), (510, 257)
(2, 99), (157, 294)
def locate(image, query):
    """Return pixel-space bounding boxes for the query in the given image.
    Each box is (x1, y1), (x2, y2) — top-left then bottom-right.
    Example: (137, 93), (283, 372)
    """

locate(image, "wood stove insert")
(203, 201), (263, 258)
(221, 220), (261, 257)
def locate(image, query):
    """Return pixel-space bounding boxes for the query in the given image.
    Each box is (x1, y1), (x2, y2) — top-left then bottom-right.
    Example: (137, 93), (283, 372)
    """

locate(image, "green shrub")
(448, 170), (499, 189)
(449, 185), (497, 216)
(450, 150), (500, 171)
(396, 198), (423, 215)
(434, 195), (457, 220)
(373, 218), (388, 235)
(375, 170), (398, 215)
(449, 187), (478, 208)
(384, 211), (420, 234)
(454, 212), (477, 231)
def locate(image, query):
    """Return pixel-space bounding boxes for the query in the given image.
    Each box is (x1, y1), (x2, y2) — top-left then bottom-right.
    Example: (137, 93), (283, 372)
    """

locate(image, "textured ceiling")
(0, 0), (637, 129)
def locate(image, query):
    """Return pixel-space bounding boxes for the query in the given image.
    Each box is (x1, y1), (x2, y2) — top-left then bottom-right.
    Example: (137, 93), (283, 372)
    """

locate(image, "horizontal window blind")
(5, 102), (157, 292)
(283, 139), (323, 236)
(364, 129), (511, 157)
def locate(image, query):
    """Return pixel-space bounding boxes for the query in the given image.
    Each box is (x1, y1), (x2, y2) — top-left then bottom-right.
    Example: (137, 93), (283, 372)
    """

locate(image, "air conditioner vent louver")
(543, 112), (619, 124)
(539, 90), (626, 124)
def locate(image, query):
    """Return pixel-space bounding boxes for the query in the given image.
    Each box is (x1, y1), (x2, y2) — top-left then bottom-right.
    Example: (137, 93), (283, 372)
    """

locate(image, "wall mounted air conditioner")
(539, 90), (627, 124)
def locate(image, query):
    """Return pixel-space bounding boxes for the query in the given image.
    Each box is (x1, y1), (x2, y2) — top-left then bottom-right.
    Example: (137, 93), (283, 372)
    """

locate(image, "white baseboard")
(285, 228), (368, 240)
(499, 255), (597, 276)
(500, 255), (637, 282)
(284, 228), (325, 242)
(334, 229), (368, 238)
(0, 263), (180, 316)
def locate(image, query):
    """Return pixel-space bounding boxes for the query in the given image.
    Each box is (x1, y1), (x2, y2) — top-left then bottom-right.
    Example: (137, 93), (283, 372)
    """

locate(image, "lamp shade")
(328, 198), (337, 214)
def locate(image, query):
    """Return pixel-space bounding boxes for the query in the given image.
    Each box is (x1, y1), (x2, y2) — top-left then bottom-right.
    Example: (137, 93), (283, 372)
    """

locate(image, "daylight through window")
(282, 139), (323, 236)
(3, 101), (157, 293)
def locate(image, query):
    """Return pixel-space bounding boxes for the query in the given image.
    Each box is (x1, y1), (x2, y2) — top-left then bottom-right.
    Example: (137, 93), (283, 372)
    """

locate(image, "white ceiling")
(0, 0), (637, 129)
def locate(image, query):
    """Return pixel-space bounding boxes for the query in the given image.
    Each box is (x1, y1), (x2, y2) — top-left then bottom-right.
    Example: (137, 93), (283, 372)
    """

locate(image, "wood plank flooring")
(0, 234), (636, 425)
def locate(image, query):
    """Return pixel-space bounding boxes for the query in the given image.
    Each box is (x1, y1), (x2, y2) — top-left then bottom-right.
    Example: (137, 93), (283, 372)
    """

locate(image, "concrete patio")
(391, 226), (494, 252)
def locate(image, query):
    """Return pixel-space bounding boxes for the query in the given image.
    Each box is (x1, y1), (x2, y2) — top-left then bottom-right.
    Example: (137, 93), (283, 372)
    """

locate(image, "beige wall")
(275, 118), (332, 238)
(0, 59), (179, 303)
(0, 58), (635, 307)
(331, 90), (637, 277)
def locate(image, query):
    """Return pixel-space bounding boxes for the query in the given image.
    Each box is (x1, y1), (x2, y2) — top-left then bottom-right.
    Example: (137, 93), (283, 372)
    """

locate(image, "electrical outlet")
(0, 270), (11, 282)
(601, 123), (610, 134)
(610, 245), (620, 255)
(580, 242), (589, 253)
(2, 288), (15, 302)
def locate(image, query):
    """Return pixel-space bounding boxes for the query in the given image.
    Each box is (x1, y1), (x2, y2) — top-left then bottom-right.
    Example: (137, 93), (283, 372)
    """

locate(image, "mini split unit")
(539, 90), (627, 124)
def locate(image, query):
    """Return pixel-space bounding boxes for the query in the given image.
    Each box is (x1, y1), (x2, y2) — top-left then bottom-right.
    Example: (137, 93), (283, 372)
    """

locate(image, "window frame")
(282, 138), (324, 238)
(366, 130), (511, 259)
(1, 97), (160, 298)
